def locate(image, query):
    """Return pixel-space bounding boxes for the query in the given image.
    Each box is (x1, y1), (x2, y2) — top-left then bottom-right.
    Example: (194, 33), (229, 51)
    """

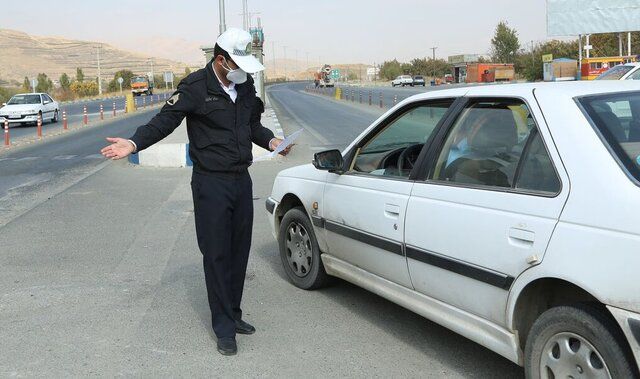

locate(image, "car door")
(42, 94), (55, 119)
(322, 99), (455, 288)
(38, 95), (47, 119)
(405, 96), (569, 325)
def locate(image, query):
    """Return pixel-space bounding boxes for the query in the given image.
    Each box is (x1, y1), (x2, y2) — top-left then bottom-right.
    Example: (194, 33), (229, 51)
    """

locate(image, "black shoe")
(217, 337), (237, 356)
(235, 319), (256, 335)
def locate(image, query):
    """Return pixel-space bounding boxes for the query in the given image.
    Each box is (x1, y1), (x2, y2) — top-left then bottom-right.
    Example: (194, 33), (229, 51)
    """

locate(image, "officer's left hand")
(269, 138), (293, 156)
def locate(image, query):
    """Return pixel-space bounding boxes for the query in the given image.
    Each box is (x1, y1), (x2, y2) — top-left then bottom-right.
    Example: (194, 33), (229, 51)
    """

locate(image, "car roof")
(13, 93), (46, 96)
(404, 81), (640, 102)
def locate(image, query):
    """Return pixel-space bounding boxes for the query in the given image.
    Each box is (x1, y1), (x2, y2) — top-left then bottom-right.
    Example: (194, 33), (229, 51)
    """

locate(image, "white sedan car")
(266, 81), (640, 377)
(391, 75), (414, 87)
(596, 62), (640, 81)
(0, 93), (59, 126)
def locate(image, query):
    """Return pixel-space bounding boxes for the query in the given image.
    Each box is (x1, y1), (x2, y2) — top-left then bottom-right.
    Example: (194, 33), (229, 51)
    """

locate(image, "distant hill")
(0, 29), (197, 85)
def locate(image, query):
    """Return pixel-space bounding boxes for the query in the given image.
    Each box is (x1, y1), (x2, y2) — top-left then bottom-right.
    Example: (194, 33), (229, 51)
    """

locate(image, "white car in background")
(596, 62), (640, 81)
(266, 81), (640, 377)
(391, 75), (414, 87)
(0, 93), (59, 127)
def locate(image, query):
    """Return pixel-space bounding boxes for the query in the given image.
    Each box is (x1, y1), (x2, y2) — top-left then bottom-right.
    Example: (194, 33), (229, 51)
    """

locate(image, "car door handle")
(384, 203), (401, 218)
(508, 227), (535, 244)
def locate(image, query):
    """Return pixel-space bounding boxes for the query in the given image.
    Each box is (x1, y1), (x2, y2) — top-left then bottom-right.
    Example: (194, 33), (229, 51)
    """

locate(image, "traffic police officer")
(100, 28), (290, 356)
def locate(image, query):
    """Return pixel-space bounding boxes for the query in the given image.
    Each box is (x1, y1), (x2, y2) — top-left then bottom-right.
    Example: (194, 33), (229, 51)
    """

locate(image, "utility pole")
(531, 40), (535, 75)
(283, 46), (287, 81)
(430, 46), (438, 81)
(242, 0), (248, 30)
(272, 41), (277, 79)
(148, 58), (155, 87)
(218, 0), (227, 35)
(306, 51), (310, 80)
(97, 44), (102, 95)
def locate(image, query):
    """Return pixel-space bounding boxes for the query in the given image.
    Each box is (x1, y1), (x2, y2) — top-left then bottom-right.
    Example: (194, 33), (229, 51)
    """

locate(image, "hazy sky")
(1, 0), (552, 65)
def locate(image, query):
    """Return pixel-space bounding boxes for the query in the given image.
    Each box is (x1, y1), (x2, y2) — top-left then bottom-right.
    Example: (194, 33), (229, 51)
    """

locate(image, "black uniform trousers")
(191, 169), (253, 339)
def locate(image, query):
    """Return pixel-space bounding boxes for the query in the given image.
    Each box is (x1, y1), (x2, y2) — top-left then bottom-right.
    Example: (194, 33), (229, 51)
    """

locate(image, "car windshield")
(579, 91), (640, 182)
(414, 76), (423, 79)
(132, 77), (146, 83)
(595, 65), (634, 80)
(7, 94), (41, 105)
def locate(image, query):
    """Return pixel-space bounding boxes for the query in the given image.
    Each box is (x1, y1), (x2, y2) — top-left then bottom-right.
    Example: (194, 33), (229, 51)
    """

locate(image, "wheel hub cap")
(540, 332), (611, 379)
(285, 222), (313, 278)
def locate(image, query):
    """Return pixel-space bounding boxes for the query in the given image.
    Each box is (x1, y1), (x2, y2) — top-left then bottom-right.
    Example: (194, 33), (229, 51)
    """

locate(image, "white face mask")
(221, 58), (248, 84)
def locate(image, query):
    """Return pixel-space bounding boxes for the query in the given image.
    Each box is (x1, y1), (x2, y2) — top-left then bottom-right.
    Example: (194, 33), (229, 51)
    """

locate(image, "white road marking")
(52, 155), (78, 160)
(13, 157), (39, 162)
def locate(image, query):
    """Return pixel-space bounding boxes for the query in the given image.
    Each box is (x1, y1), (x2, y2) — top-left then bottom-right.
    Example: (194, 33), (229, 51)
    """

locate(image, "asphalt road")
(0, 82), (524, 377)
(6, 92), (169, 141)
(0, 107), (161, 227)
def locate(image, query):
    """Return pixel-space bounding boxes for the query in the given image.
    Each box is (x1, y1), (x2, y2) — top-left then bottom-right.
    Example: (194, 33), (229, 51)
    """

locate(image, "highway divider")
(304, 84), (396, 111)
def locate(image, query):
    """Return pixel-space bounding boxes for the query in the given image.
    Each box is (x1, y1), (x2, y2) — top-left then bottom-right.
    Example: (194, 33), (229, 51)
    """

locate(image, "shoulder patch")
(166, 93), (180, 106)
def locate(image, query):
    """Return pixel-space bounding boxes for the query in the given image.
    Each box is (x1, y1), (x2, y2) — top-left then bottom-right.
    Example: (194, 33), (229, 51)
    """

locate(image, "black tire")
(525, 304), (638, 379)
(278, 207), (330, 290)
(52, 109), (59, 123)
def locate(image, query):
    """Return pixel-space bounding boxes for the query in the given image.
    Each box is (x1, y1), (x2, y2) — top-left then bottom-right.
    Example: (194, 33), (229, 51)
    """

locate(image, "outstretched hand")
(101, 137), (135, 160)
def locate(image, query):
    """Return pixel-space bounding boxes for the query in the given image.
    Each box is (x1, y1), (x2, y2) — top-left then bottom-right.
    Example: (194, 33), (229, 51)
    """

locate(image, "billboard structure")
(547, 0), (640, 71)
(547, 0), (640, 36)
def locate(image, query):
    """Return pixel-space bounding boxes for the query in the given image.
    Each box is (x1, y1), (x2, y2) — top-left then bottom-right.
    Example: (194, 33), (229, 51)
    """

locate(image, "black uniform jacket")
(129, 61), (275, 174)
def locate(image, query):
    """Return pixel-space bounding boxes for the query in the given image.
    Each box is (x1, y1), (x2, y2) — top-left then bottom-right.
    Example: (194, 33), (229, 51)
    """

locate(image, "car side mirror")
(313, 149), (344, 174)
(43, 100), (50, 104)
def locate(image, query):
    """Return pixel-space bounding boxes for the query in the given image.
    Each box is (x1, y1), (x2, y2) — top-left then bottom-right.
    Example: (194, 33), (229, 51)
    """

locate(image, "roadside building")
(543, 58), (578, 81)
(580, 55), (638, 80)
(448, 55), (515, 83)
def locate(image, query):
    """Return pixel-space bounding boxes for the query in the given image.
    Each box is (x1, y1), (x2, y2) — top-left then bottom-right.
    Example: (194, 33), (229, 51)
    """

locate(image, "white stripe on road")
(52, 155), (78, 160)
(13, 157), (39, 162)
(83, 154), (104, 159)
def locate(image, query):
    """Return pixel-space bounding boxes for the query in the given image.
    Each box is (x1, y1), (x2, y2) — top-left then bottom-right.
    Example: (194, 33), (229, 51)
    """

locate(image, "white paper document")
(253, 129), (303, 162)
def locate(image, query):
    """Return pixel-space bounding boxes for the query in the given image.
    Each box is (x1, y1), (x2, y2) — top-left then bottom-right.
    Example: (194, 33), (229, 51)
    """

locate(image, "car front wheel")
(525, 304), (638, 379)
(278, 207), (330, 290)
(52, 110), (59, 123)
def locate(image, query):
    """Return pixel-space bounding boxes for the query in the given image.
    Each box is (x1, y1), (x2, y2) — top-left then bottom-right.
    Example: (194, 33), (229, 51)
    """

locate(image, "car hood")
(0, 104), (40, 113)
(277, 163), (322, 180)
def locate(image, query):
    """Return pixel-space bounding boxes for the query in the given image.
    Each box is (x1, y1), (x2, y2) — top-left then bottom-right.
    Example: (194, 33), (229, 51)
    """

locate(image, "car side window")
(351, 101), (454, 178)
(515, 131), (561, 194)
(628, 70), (640, 80)
(430, 99), (559, 194)
(44, 95), (53, 102)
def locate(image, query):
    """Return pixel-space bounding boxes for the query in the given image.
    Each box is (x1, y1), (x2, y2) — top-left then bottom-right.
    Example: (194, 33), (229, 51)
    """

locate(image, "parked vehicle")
(266, 81), (640, 378)
(391, 75), (413, 87)
(0, 93), (59, 127)
(444, 73), (454, 83)
(596, 62), (640, 80)
(131, 76), (153, 96)
(412, 75), (426, 86)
